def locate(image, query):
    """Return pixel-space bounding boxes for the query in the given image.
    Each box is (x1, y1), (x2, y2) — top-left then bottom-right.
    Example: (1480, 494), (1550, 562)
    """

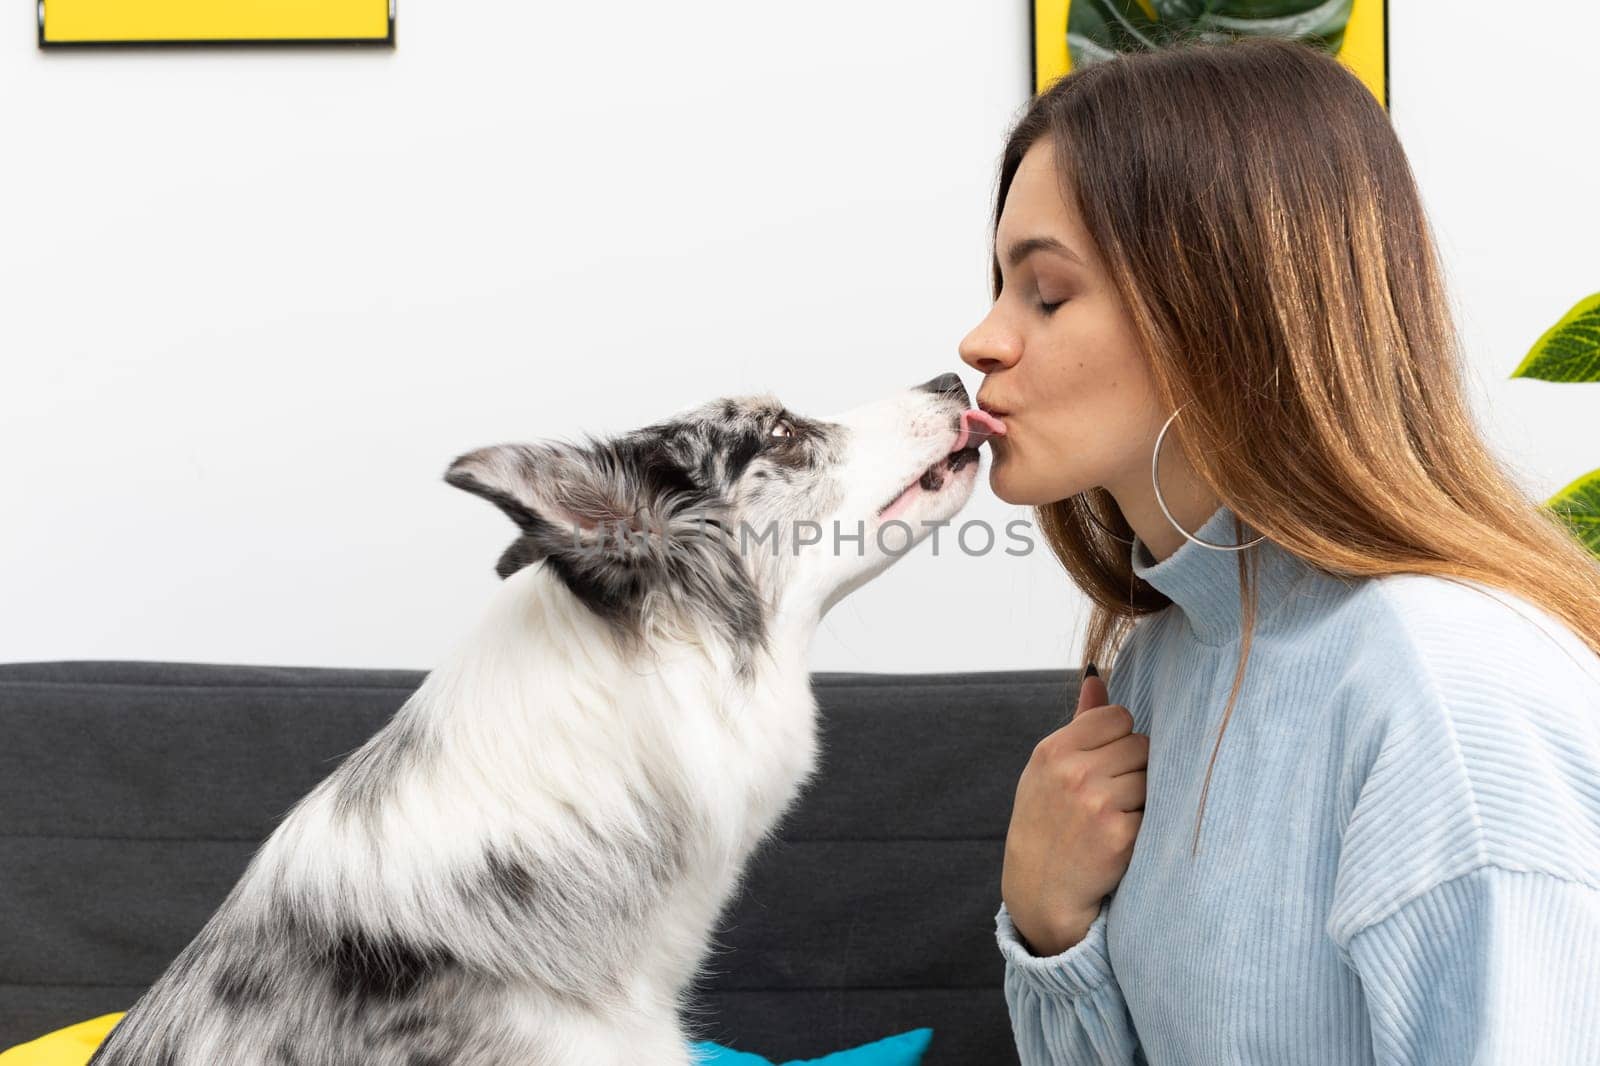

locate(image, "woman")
(959, 35), (1600, 1065)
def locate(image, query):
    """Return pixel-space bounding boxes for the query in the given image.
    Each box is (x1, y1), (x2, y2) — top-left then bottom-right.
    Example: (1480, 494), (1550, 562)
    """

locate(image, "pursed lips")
(976, 396), (1011, 421)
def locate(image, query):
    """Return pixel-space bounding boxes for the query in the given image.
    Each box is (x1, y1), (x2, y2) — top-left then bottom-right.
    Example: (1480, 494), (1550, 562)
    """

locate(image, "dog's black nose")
(917, 372), (968, 403)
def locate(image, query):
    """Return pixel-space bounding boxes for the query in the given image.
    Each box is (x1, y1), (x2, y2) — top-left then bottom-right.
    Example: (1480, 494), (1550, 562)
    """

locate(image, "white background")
(3, 2), (1596, 673)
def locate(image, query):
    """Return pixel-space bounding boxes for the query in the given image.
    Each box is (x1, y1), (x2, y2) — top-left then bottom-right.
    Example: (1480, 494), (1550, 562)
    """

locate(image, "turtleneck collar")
(1129, 502), (1321, 646)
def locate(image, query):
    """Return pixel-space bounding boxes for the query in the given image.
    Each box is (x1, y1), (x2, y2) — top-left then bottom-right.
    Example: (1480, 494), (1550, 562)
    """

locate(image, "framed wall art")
(1031, 0), (1388, 108)
(38, 0), (395, 48)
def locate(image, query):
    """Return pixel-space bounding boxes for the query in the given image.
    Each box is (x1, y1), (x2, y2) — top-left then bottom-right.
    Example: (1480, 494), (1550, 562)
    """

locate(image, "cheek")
(1070, 297), (1144, 377)
(1056, 299), (1158, 428)
(1034, 300), (1154, 425)
(996, 309), (1157, 493)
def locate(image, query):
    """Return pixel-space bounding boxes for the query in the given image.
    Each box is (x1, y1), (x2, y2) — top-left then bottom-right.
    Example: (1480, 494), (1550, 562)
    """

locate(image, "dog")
(87, 373), (1005, 1066)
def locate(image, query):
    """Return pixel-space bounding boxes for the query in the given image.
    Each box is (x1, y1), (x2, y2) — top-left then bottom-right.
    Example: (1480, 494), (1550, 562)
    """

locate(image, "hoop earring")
(1153, 403), (1265, 552)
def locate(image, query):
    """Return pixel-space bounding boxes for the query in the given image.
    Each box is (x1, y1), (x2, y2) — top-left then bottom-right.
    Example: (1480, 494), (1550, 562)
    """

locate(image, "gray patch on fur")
(447, 770), (697, 1007)
(331, 718), (437, 826)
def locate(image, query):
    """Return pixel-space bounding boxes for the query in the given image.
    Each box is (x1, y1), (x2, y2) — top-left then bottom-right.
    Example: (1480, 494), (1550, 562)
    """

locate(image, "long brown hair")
(990, 36), (1600, 855)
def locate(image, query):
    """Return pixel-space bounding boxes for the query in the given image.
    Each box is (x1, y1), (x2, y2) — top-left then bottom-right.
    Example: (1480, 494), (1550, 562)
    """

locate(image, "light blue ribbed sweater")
(994, 502), (1600, 1065)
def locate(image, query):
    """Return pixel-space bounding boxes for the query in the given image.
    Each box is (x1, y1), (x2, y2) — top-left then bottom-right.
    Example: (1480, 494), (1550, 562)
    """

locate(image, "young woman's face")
(958, 138), (1164, 509)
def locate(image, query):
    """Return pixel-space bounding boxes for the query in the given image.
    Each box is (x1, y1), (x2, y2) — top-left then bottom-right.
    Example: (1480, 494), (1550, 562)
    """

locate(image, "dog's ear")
(446, 437), (764, 657)
(443, 440), (700, 583)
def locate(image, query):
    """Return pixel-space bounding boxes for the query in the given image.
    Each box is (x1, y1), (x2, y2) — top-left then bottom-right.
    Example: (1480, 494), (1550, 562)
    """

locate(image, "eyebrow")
(1002, 235), (1085, 270)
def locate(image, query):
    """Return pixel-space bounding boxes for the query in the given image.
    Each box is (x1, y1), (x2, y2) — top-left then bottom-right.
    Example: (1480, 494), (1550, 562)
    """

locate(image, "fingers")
(1097, 731), (1150, 777)
(1106, 770), (1146, 812)
(1066, 701), (1136, 750)
(1073, 666), (1108, 719)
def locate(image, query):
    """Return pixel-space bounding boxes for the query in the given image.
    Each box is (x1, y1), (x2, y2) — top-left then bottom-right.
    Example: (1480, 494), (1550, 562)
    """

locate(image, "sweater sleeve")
(994, 897), (1142, 1064)
(1345, 864), (1600, 1064)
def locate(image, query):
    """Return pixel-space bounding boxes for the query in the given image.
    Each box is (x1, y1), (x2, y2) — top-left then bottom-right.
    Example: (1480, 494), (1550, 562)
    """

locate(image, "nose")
(916, 372), (969, 404)
(959, 311), (1021, 374)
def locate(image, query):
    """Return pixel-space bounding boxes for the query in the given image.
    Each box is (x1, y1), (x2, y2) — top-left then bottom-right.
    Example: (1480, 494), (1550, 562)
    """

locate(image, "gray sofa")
(0, 660), (1083, 1063)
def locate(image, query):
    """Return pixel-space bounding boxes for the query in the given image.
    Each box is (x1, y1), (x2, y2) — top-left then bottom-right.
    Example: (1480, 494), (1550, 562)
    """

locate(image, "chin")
(989, 462), (1080, 509)
(987, 463), (1038, 507)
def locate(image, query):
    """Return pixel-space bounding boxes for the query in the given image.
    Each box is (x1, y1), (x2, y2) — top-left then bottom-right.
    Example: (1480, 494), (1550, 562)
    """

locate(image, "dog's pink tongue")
(952, 408), (1008, 451)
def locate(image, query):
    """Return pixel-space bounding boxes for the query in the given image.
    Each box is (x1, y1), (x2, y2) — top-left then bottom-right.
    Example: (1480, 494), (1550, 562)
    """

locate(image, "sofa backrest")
(0, 660), (1078, 1063)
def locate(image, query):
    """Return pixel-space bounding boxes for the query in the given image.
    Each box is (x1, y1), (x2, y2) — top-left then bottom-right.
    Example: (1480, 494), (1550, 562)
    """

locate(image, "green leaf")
(1510, 292), (1600, 383)
(1068, 0), (1165, 67)
(1547, 468), (1600, 558)
(1068, 0), (1353, 69)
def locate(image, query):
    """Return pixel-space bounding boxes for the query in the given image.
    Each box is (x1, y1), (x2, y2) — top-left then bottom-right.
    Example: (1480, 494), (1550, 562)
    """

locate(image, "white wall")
(2, 3), (1595, 674)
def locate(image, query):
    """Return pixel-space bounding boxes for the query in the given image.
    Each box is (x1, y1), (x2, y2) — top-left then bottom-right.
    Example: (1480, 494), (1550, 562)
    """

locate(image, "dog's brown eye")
(769, 417), (796, 440)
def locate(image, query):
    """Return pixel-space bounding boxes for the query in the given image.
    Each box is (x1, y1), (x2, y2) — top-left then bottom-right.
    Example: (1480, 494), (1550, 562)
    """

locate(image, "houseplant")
(1510, 292), (1600, 557)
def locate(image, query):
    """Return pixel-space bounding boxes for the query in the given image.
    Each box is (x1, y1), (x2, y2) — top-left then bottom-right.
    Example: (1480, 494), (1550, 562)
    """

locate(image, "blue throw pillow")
(690, 1028), (933, 1066)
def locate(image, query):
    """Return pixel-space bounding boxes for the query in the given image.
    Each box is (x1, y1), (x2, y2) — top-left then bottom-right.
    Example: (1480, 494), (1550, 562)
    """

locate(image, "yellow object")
(1033, 0), (1388, 108)
(0, 1014), (124, 1066)
(1033, 0), (1073, 96)
(39, 0), (392, 45)
(1338, 0), (1386, 107)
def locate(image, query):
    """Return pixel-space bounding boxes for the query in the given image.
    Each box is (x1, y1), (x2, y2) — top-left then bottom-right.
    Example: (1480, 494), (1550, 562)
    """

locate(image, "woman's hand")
(1001, 666), (1148, 956)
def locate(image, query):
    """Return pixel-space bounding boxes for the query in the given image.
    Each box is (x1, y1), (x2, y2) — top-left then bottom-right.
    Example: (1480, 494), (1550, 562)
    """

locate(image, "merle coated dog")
(89, 374), (1004, 1065)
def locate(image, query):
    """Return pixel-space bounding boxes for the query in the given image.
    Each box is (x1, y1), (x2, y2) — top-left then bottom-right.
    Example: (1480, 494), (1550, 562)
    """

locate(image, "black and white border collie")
(89, 373), (1004, 1066)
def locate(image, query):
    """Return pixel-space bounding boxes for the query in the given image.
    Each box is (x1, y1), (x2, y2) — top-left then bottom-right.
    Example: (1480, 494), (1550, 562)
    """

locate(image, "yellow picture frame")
(1031, 0), (1388, 108)
(38, 0), (395, 47)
